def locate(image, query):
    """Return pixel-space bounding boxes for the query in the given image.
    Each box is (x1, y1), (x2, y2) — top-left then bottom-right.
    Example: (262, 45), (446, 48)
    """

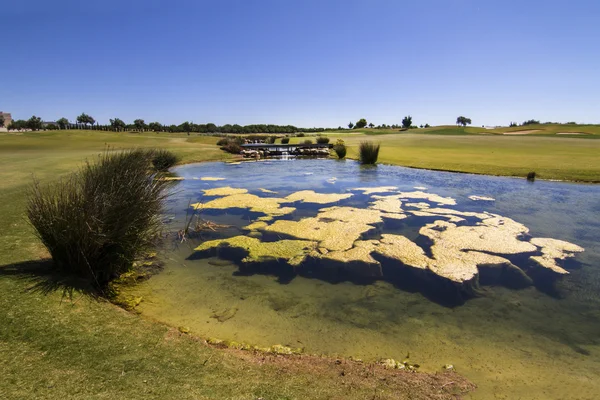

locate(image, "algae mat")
(125, 160), (600, 400)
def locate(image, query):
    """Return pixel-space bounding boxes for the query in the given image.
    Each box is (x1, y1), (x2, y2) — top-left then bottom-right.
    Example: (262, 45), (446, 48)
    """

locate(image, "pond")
(126, 159), (600, 399)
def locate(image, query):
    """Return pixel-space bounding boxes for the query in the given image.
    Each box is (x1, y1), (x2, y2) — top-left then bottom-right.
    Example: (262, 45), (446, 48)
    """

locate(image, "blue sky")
(2, 0), (599, 127)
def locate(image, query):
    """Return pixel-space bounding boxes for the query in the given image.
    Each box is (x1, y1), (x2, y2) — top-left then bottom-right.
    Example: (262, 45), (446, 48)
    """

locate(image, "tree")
(456, 116), (472, 127)
(110, 118), (126, 131)
(133, 119), (146, 131)
(77, 113), (95, 128)
(402, 115), (413, 129)
(355, 118), (367, 129)
(148, 122), (162, 132)
(179, 121), (192, 133)
(206, 123), (218, 132)
(0, 115), (4, 128)
(368, 122), (375, 128)
(27, 115), (43, 131)
(348, 122), (354, 129)
(57, 117), (69, 129)
(424, 123), (430, 128)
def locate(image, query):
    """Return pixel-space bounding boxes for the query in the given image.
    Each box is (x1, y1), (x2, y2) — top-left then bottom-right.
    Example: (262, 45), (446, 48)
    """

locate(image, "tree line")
(6, 113), (328, 134)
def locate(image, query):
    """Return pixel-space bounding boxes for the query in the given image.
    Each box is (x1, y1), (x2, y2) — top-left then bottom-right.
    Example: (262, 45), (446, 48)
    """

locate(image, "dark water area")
(127, 159), (600, 399)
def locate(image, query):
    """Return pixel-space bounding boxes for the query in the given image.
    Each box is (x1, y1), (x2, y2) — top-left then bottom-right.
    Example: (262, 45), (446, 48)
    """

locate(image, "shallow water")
(127, 159), (600, 399)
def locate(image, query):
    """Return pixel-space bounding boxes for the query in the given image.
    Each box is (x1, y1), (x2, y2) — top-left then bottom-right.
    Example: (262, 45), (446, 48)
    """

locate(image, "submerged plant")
(27, 149), (172, 291)
(151, 149), (180, 171)
(359, 141), (380, 164)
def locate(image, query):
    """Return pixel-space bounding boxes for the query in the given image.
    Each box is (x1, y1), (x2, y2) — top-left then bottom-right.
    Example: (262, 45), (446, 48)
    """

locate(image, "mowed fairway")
(313, 124), (600, 182)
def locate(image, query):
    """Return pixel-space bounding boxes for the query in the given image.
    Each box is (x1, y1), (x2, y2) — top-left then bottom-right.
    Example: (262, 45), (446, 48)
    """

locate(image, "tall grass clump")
(151, 149), (180, 171)
(333, 139), (347, 159)
(303, 139), (313, 144)
(359, 141), (380, 164)
(281, 137), (290, 144)
(27, 149), (172, 290)
(316, 136), (330, 144)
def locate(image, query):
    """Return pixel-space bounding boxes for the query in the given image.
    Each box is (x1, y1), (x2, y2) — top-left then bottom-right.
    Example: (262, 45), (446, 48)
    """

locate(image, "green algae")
(192, 193), (296, 218)
(194, 235), (318, 266)
(201, 187), (248, 196)
(351, 186), (399, 195)
(284, 190), (353, 204)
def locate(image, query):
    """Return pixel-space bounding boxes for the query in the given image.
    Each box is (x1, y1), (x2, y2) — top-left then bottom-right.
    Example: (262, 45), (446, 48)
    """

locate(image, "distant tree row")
(7, 112), (327, 134)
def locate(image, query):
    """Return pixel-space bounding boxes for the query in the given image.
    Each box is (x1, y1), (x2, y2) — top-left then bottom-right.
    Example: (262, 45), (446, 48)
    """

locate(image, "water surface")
(127, 159), (600, 399)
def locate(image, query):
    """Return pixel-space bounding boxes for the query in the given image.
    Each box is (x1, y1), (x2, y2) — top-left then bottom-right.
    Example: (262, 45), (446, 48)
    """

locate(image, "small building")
(0, 111), (12, 128)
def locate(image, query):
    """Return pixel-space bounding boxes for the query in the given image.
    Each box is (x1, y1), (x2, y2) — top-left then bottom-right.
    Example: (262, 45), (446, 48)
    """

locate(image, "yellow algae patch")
(259, 188), (278, 194)
(200, 177), (226, 181)
(317, 206), (384, 225)
(202, 187), (248, 196)
(285, 190), (353, 204)
(418, 207), (491, 221)
(405, 202), (430, 209)
(226, 162), (242, 165)
(326, 177), (337, 184)
(478, 214), (530, 236)
(263, 218), (374, 251)
(369, 196), (403, 213)
(192, 193), (296, 217)
(528, 238), (585, 274)
(374, 234), (431, 269)
(322, 240), (380, 266)
(243, 221), (269, 231)
(414, 186), (427, 190)
(351, 186), (398, 195)
(409, 210), (466, 223)
(398, 191), (456, 206)
(469, 195), (495, 201)
(194, 235), (317, 265)
(158, 176), (184, 181)
(420, 219), (536, 255)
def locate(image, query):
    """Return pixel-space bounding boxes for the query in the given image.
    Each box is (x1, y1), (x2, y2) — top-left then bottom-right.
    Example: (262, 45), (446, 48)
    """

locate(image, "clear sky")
(2, 0), (599, 127)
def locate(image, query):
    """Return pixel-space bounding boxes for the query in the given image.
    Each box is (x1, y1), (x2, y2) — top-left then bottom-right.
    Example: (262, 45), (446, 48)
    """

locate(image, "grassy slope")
(294, 124), (600, 182)
(0, 130), (470, 400)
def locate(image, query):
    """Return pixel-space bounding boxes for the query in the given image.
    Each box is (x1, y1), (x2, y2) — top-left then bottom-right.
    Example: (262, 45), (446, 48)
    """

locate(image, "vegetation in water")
(26, 149), (172, 290)
(359, 141), (380, 164)
(151, 149), (180, 171)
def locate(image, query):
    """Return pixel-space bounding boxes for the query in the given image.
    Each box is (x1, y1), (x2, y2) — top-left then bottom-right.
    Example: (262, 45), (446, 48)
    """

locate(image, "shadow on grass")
(0, 259), (99, 299)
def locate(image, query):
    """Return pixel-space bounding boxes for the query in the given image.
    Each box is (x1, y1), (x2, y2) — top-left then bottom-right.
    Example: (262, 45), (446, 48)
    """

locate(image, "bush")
(151, 149), (179, 171)
(281, 137), (290, 144)
(527, 171), (536, 181)
(221, 141), (241, 154)
(296, 132), (305, 137)
(303, 139), (313, 144)
(522, 119), (540, 126)
(216, 137), (229, 146)
(333, 144), (347, 159)
(359, 141), (380, 164)
(27, 149), (171, 290)
(267, 136), (276, 144)
(316, 136), (330, 144)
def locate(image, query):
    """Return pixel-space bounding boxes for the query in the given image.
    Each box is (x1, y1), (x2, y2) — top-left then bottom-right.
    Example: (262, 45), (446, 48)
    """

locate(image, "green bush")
(296, 132), (305, 137)
(27, 149), (172, 290)
(333, 144), (347, 159)
(216, 137), (229, 146)
(359, 141), (380, 164)
(316, 136), (330, 144)
(151, 149), (180, 171)
(221, 141), (241, 154)
(281, 137), (290, 144)
(303, 139), (313, 144)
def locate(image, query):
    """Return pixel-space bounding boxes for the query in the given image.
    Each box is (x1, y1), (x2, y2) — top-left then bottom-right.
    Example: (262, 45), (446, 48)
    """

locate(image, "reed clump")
(27, 149), (172, 290)
(151, 149), (180, 171)
(359, 141), (380, 164)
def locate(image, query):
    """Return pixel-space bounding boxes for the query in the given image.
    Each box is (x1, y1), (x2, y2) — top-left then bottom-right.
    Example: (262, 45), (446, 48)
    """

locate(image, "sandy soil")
(502, 130), (541, 135)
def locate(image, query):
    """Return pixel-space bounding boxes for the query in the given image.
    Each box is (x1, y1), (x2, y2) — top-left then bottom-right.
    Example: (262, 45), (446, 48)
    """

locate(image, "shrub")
(281, 137), (290, 144)
(527, 171), (536, 181)
(296, 132), (305, 137)
(267, 136), (276, 144)
(151, 149), (180, 171)
(221, 141), (241, 154)
(522, 119), (540, 126)
(359, 141), (380, 164)
(316, 136), (330, 144)
(27, 149), (172, 290)
(216, 137), (229, 146)
(303, 139), (313, 144)
(333, 144), (347, 158)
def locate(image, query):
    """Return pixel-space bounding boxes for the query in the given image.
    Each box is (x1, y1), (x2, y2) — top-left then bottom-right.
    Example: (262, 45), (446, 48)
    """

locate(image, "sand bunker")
(502, 130), (541, 135)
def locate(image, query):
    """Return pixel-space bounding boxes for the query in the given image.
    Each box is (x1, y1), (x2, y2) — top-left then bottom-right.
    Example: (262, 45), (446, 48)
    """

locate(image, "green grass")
(318, 125), (600, 182)
(0, 130), (471, 400)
